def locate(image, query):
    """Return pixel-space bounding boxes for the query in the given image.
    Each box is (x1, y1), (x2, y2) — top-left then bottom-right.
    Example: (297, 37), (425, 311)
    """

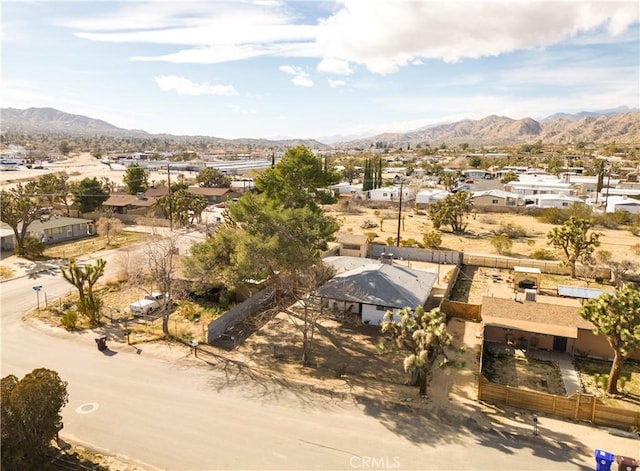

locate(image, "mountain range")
(2, 106), (639, 148)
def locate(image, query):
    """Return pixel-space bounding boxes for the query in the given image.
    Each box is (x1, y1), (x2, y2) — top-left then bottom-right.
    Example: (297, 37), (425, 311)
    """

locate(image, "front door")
(553, 336), (568, 352)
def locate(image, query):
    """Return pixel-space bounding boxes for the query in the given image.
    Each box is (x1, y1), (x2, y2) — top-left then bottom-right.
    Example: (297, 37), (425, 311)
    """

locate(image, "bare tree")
(144, 234), (178, 336)
(96, 216), (125, 245)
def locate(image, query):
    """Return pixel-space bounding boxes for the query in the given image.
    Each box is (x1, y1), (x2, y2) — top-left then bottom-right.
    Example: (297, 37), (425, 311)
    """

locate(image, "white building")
(603, 196), (640, 214)
(368, 186), (414, 202)
(415, 189), (450, 205)
(461, 169), (491, 179)
(531, 194), (584, 209)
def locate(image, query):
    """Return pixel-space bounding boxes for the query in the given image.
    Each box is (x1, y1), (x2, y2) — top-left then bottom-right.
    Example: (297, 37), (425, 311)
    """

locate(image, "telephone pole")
(167, 165), (173, 231)
(396, 179), (403, 247)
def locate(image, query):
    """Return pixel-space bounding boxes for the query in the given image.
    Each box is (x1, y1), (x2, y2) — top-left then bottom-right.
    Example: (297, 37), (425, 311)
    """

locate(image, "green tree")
(123, 163), (149, 194)
(157, 189), (207, 226)
(422, 230), (442, 249)
(61, 258), (106, 326)
(468, 156), (482, 168)
(58, 140), (72, 156)
(547, 217), (601, 278)
(579, 285), (640, 395)
(35, 173), (72, 216)
(71, 177), (109, 214)
(440, 173), (457, 191)
(255, 145), (340, 209)
(0, 182), (39, 256)
(379, 306), (451, 396)
(196, 167), (231, 188)
(428, 191), (472, 234)
(500, 171), (519, 184)
(1, 368), (68, 471)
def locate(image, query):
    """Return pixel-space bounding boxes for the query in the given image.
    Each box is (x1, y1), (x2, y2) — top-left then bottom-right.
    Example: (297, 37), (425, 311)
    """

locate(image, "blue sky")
(2, 1), (639, 141)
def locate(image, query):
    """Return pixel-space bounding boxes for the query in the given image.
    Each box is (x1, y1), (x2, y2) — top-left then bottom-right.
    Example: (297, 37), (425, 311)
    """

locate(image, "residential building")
(471, 189), (523, 208)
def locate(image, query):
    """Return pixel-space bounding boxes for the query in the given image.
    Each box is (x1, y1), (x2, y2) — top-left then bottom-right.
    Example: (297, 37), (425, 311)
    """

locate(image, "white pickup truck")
(129, 292), (167, 316)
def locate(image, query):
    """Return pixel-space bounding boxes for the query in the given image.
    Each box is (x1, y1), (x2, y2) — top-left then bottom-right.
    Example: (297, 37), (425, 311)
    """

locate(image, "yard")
(43, 230), (149, 260)
(482, 346), (566, 395)
(575, 357), (640, 411)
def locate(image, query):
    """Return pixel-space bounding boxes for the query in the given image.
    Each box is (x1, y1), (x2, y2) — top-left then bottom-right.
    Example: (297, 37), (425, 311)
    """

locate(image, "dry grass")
(575, 357), (640, 411)
(0, 265), (15, 280)
(43, 231), (149, 260)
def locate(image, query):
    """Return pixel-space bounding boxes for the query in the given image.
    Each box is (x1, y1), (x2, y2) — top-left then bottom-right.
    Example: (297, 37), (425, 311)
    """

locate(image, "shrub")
(60, 310), (78, 330)
(530, 248), (556, 260)
(423, 230), (442, 249)
(22, 236), (45, 260)
(401, 238), (421, 247)
(364, 232), (379, 243)
(499, 222), (527, 238)
(490, 234), (512, 255)
(630, 223), (640, 237)
(386, 236), (397, 246)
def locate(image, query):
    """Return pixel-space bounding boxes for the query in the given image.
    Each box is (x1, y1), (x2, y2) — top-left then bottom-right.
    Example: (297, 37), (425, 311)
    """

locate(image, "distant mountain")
(337, 112), (640, 147)
(1, 107), (149, 137)
(0, 107), (329, 150)
(541, 106), (638, 123)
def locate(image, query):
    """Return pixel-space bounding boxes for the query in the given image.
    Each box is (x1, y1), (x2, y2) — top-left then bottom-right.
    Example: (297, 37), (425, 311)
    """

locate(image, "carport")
(513, 266), (541, 293)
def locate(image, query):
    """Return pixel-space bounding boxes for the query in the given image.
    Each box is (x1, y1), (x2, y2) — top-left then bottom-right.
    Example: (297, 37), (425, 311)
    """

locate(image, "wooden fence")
(478, 375), (640, 431)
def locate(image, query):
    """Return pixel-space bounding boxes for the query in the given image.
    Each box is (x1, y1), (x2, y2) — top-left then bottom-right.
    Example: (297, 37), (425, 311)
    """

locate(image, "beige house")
(471, 189), (523, 208)
(481, 296), (638, 360)
(104, 193), (158, 215)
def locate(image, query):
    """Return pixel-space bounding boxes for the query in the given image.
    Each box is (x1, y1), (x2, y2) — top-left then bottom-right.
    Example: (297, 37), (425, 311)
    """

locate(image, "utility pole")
(604, 166), (612, 213)
(167, 165), (173, 231)
(396, 179), (403, 247)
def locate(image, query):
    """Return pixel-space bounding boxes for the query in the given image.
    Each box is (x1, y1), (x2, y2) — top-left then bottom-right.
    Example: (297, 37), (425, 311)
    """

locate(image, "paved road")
(0, 248), (596, 470)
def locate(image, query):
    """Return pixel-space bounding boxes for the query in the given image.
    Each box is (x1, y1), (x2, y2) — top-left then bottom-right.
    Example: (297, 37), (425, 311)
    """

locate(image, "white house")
(368, 186), (414, 202)
(415, 189), (450, 205)
(531, 194), (584, 209)
(315, 256), (438, 325)
(331, 182), (363, 197)
(505, 180), (575, 197)
(603, 196), (640, 214)
(461, 169), (491, 179)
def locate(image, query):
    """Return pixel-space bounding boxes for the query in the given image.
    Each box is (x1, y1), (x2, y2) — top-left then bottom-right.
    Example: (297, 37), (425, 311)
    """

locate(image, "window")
(49, 227), (63, 235)
(562, 202), (569, 207)
(342, 243), (360, 251)
(492, 199), (499, 204)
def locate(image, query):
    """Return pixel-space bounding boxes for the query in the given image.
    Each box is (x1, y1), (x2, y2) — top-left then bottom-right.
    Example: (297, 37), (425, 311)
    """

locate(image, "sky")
(2, 1), (639, 142)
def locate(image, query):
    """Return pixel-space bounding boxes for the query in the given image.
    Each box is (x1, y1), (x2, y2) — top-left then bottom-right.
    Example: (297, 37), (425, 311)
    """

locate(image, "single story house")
(1, 216), (94, 250)
(368, 186), (415, 202)
(330, 182), (364, 197)
(336, 233), (369, 258)
(471, 189), (523, 208)
(415, 189), (450, 206)
(315, 255), (438, 325)
(145, 186), (238, 204)
(461, 169), (491, 180)
(481, 296), (617, 359)
(505, 180), (575, 197)
(603, 196), (640, 214)
(530, 194), (584, 209)
(103, 193), (158, 214)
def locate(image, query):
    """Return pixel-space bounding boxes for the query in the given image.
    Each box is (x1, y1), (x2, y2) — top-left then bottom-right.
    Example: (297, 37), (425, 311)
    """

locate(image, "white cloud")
(59, 1), (638, 77)
(155, 76), (238, 96)
(317, 57), (353, 75)
(328, 79), (346, 88)
(279, 65), (314, 87)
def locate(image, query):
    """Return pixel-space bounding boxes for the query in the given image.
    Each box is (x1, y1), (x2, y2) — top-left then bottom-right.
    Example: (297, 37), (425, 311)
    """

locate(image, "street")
(0, 242), (598, 470)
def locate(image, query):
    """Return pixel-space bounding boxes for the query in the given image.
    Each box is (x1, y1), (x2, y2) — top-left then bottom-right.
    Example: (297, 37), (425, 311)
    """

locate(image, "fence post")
(505, 385), (510, 405)
(574, 393), (581, 420)
(552, 395), (556, 414)
(590, 395), (596, 422)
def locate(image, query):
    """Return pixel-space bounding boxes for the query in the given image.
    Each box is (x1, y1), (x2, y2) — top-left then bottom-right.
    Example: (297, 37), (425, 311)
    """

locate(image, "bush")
(530, 248), (556, 260)
(386, 236), (397, 246)
(400, 238), (421, 247)
(22, 236), (45, 260)
(499, 222), (527, 238)
(630, 223), (640, 237)
(490, 234), (512, 255)
(423, 230), (442, 249)
(60, 310), (78, 330)
(364, 232), (378, 243)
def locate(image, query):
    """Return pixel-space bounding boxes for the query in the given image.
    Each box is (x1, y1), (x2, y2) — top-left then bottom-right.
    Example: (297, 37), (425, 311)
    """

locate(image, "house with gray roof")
(1, 216), (94, 251)
(315, 255), (438, 325)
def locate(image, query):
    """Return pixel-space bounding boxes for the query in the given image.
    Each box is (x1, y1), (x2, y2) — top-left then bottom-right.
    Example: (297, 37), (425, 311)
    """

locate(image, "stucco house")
(415, 189), (449, 206)
(315, 255), (438, 325)
(471, 189), (523, 208)
(481, 296), (638, 360)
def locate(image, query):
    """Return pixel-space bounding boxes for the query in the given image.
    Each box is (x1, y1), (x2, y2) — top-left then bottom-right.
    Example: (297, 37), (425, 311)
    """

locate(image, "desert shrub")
(364, 232), (379, 243)
(60, 310), (78, 330)
(401, 238), (421, 247)
(479, 216), (497, 225)
(630, 223), (640, 237)
(499, 222), (527, 238)
(0, 265), (14, 280)
(530, 248), (556, 260)
(22, 236), (45, 260)
(386, 236), (397, 246)
(360, 219), (378, 229)
(423, 230), (442, 249)
(536, 205), (593, 225)
(490, 235), (512, 255)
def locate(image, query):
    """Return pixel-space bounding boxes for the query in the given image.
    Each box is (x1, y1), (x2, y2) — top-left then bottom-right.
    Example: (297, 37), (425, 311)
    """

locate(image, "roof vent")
(380, 252), (394, 265)
(524, 289), (537, 302)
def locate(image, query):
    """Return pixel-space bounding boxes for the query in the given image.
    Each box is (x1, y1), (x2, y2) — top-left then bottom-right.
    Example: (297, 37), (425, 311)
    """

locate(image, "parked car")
(465, 178), (474, 184)
(129, 292), (168, 316)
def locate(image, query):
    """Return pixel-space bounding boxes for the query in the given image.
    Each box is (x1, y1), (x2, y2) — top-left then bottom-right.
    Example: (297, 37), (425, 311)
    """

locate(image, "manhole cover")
(75, 403), (99, 414)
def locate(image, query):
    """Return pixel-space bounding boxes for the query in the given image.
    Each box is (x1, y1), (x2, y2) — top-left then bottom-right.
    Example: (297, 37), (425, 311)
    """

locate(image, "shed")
(513, 266), (541, 293)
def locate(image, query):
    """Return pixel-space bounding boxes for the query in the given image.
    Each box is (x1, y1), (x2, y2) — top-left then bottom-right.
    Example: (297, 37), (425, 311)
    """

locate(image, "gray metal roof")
(315, 261), (438, 309)
(20, 216), (91, 232)
(557, 285), (615, 299)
